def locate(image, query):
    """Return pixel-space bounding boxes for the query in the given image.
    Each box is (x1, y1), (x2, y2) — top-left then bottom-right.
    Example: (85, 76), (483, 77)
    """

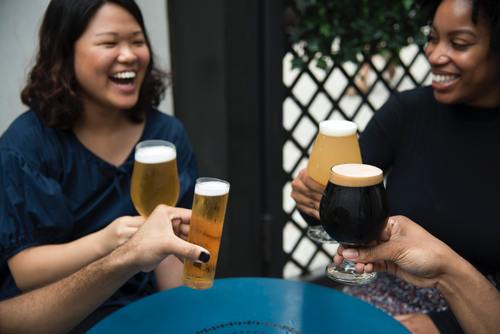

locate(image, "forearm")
(437, 254), (500, 334)
(155, 255), (184, 290)
(0, 246), (136, 334)
(9, 230), (109, 291)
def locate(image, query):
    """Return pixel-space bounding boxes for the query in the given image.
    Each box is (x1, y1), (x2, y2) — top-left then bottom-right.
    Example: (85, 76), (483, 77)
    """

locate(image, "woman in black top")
(291, 0), (500, 333)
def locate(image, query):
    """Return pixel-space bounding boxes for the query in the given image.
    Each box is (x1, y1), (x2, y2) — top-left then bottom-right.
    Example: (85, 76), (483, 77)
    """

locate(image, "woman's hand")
(290, 168), (324, 220)
(123, 205), (208, 273)
(99, 216), (145, 255)
(335, 215), (452, 289)
(168, 207), (192, 240)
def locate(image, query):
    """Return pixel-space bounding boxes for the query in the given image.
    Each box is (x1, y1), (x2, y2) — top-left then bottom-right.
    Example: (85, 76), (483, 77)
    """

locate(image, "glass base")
(326, 261), (377, 285)
(307, 226), (336, 244)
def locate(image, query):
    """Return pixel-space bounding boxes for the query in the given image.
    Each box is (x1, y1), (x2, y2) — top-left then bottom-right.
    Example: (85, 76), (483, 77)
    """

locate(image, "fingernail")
(198, 251), (210, 263)
(342, 249), (358, 259)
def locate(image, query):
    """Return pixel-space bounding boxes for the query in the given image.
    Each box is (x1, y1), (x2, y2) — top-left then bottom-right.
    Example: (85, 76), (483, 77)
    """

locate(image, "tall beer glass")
(306, 120), (362, 243)
(319, 163), (388, 285)
(183, 177), (230, 289)
(130, 140), (179, 217)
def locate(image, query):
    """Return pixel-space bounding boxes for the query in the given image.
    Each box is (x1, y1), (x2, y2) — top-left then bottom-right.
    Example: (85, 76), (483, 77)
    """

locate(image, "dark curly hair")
(418, 0), (500, 56)
(21, 0), (167, 130)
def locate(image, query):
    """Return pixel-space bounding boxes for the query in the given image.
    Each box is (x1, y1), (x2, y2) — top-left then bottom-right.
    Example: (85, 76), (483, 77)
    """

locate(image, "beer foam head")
(195, 180), (230, 196)
(319, 120), (357, 137)
(329, 163), (383, 187)
(135, 145), (176, 164)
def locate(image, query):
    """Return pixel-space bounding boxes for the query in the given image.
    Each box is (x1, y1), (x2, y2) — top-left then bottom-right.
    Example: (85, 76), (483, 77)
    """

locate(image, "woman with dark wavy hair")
(0, 0), (197, 331)
(291, 0), (500, 333)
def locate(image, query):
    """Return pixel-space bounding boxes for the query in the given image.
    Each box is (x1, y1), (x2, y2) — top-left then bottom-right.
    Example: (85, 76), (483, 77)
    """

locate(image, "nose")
(117, 45), (138, 64)
(425, 42), (449, 66)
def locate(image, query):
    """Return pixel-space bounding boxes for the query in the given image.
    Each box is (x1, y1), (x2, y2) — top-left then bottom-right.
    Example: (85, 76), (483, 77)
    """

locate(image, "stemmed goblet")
(306, 120), (362, 243)
(319, 163), (388, 285)
(130, 140), (179, 217)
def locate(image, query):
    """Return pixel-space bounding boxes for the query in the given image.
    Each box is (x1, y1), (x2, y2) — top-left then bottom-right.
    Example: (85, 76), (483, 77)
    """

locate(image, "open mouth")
(432, 73), (459, 84)
(110, 71), (136, 85)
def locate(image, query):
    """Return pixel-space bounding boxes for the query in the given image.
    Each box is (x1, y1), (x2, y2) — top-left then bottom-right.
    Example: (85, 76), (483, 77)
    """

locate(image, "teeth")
(432, 73), (458, 84)
(112, 71), (136, 79)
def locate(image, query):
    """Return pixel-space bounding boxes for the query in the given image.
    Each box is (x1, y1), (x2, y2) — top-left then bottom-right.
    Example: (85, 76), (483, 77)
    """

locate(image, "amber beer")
(183, 178), (230, 289)
(130, 140), (179, 217)
(307, 120), (362, 186)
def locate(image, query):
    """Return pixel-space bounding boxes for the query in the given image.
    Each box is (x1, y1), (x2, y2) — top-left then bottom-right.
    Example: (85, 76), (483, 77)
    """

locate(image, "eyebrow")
(431, 26), (477, 38)
(94, 31), (144, 37)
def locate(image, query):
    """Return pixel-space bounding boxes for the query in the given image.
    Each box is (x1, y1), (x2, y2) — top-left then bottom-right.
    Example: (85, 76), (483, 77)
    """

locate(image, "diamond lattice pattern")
(282, 44), (431, 278)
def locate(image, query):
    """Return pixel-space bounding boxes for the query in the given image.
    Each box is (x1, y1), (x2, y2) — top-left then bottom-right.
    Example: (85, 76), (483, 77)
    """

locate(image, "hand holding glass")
(319, 163), (388, 285)
(131, 140), (179, 217)
(306, 120), (362, 243)
(183, 178), (230, 289)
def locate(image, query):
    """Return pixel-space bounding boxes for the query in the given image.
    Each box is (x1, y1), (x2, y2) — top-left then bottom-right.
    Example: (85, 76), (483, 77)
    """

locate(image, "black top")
(361, 86), (500, 275)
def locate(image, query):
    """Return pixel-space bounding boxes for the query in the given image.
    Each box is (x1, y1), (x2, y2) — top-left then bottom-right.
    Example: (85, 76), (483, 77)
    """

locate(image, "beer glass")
(130, 140), (179, 217)
(183, 177), (230, 289)
(319, 163), (388, 285)
(306, 120), (362, 243)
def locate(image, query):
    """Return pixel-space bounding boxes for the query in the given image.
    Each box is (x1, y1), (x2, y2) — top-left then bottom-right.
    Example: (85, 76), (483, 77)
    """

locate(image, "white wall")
(0, 0), (173, 134)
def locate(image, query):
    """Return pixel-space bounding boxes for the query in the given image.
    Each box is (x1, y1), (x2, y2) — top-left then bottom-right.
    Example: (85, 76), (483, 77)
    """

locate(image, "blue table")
(89, 277), (408, 334)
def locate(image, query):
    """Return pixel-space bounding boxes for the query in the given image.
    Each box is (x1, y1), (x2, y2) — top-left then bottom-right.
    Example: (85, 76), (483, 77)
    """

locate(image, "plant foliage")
(288, 0), (428, 69)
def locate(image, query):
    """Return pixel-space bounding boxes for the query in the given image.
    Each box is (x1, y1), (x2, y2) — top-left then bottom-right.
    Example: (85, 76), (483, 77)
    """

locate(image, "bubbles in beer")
(135, 145), (176, 164)
(319, 120), (357, 137)
(195, 181), (230, 197)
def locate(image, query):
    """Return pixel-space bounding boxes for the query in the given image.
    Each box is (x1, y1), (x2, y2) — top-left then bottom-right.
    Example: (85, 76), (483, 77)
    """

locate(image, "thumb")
(169, 236), (211, 263)
(342, 241), (401, 264)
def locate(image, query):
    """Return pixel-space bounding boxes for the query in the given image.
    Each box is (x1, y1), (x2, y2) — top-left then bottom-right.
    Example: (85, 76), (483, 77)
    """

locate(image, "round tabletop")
(89, 277), (409, 334)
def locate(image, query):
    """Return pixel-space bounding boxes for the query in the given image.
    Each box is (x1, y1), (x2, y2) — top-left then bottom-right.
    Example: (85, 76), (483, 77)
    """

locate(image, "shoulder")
(389, 86), (435, 110)
(375, 86), (436, 122)
(0, 110), (62, 166)
(146, 109), (189, 138)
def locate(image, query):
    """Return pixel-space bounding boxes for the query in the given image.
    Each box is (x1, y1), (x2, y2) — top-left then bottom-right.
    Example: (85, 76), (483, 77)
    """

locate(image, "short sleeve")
(0, 150), (73, 261)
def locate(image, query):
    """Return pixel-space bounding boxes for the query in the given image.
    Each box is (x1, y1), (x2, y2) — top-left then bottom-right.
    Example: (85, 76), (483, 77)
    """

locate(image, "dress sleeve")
(359, 92), (405, 171)
(173, 122), (199, 209)
(0, 150), (73, 261)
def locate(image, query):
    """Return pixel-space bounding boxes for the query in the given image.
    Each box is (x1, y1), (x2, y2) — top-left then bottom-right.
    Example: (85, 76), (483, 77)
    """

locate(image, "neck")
(77, 100), (129, 134)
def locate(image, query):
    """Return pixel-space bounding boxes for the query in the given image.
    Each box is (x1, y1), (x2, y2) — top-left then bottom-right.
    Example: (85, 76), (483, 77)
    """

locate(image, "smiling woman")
(424, 0), (500, 107)
(290, 0), (500, 333)
(0, 0), (198, 332)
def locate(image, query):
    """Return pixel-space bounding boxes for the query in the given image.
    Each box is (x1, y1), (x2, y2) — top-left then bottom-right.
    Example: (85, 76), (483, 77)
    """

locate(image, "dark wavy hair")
(418, 0), (500, 56)
(21, 0), (166, 130)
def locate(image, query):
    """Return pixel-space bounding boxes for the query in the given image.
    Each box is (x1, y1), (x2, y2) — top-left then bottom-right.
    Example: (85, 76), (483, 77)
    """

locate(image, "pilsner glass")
(130, 140), (179, 217)
(183, 177), (230, 289)
(306, 120), (362, 243)
(319, 163), (388, 285)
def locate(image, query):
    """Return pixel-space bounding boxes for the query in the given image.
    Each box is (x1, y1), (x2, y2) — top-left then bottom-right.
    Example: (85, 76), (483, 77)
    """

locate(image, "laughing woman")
(291, 0), (500, 333)
(0, 0), (197, 331)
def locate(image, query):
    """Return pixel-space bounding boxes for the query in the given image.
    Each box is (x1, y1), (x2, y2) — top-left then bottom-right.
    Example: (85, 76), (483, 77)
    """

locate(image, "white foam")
(135, 145), (176, 164)
(195, 181), (230, 197)
(319, 120), (357, 137)
(332, 163), (382, 178)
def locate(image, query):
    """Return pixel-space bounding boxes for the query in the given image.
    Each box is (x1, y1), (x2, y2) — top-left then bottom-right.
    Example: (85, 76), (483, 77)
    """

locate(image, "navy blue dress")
(0, 109), (198, 305)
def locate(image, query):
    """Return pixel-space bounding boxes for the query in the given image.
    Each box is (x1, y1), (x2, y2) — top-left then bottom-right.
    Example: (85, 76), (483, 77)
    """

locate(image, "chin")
(433, 91), (461, 105)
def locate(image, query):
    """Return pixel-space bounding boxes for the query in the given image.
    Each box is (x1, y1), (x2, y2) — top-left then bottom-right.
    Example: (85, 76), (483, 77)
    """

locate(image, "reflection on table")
(89, 277), (409, 334)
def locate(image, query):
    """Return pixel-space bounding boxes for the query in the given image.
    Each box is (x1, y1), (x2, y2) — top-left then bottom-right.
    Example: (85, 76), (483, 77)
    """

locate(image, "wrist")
(436, 249), (475, 298)
(93, 229), (114, 257)
(107, 243), (141, 278)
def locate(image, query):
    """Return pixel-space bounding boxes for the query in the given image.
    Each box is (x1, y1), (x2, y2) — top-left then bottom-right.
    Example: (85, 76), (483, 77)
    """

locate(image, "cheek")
(139, 49), (151, 69)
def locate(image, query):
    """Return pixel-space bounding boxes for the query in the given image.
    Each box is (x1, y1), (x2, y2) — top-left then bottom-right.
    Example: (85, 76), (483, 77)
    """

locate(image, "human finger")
(169, 236), (211, 263)
(124, 216), (146, 227)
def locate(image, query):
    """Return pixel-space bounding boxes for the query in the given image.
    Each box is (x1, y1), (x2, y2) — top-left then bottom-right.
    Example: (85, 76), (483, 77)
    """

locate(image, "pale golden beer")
(183, 178), (230, 289)
(307, 120), (362, 186)
(130, 140), (179, 217)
